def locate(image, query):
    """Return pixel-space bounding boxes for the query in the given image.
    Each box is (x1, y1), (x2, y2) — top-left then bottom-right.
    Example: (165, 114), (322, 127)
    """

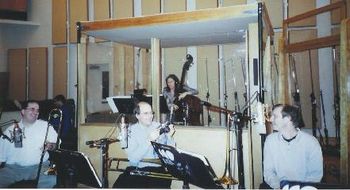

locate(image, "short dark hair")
(21, 100), (39, 110)
(279, 104), (304, 128)
(54, 94), (66, 104)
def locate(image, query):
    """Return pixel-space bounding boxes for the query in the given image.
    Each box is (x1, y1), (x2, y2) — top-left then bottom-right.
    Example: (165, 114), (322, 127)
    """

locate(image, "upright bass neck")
(179, 54), (193, 88)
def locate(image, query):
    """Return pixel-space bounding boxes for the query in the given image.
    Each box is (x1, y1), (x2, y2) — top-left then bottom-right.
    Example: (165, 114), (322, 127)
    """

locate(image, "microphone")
(186, 54), (193, 64)
(118, 114), (128, 149)
(200, 100), (212, 107)
(159, 122), (171, 135)
(85, 140), (95, 146)
(13, 122), (23, 148)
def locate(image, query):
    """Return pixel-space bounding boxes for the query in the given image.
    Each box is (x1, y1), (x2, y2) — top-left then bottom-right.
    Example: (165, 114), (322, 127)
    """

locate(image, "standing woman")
(162, 74), (198, 123)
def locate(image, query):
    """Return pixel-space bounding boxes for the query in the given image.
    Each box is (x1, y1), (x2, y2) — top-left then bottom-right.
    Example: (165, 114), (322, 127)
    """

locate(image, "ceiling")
(81, 4), (259, 48)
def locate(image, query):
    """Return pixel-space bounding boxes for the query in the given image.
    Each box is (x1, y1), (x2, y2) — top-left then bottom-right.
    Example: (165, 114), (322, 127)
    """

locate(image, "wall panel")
(163, 0), (185, 12)
(222, 0), (246, 6)
(8, 49), (26, 101)
(94, 0), (109, 20)
(288, 0), (316, 27)
(142, 0), (160, 16)
(124, 46), (134, 95)
(70, 0), (88, 43)
(263, 0), (283, 28)
(52, 0), (66, 44)
(114, 0), (133, 19)
(28, 47), (48, 100)
(53, 46), (67, 97)
(196, 0), (217, 9)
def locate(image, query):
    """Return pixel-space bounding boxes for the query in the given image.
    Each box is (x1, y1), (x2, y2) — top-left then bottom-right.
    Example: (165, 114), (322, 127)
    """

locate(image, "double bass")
(174, 54), (202, 126)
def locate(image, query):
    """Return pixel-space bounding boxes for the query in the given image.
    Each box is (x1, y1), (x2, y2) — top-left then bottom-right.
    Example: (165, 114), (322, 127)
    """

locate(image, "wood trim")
(79, 4), (256, 31)
(283, 1), (346, 51)
(285, 35), (340, 53)
(339, 18), (350, 185)
(284, 1), (345, 25)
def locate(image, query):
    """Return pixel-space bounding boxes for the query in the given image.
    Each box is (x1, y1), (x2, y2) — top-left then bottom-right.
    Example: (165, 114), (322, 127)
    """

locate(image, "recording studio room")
(0, 0), (350, 189)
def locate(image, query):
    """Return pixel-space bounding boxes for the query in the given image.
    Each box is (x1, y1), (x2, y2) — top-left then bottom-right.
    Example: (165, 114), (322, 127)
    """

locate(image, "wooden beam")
(151, 38), (160, 121)
(79, 4), (257, 31)
(284, 1), (345, 25)
(285, 35), (340, 53)
(278, 37), (290, 104)
(77, 36), (87, 125)
(282, 1), (346, 50)
(339, 18), (350, 186)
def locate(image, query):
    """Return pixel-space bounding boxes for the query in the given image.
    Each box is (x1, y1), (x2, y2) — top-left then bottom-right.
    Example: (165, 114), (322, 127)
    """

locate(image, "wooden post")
(151, 38), (160, 121)
(340, 18), (350, 186)
(278, 37), (290, 104)
(77, 36), (87, 125)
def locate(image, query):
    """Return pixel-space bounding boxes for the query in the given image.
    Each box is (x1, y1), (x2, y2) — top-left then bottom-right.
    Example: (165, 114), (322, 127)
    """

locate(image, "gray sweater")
(263, 129), (323, 188)
(125, 121), (175, 168)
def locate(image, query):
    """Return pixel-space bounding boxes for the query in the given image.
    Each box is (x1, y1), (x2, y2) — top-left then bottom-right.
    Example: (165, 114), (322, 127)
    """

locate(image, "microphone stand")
(223, 60), (228, 127)
(34, 120), (51, 187)
(308, 50), (323, 146)
(201, 101), (249, 188)
(205, 58), (212, 126)
(233, 112), (245, 189)
(87, 138), (118, 188)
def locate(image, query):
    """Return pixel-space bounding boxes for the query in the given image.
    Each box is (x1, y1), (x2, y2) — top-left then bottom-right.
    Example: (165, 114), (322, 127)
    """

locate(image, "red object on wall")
(0, 0), (27, 11)
(0, 0), (27, 20)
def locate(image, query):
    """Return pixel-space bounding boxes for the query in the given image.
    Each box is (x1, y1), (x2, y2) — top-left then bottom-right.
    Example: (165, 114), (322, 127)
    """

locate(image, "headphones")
(133, 104), (141, 115)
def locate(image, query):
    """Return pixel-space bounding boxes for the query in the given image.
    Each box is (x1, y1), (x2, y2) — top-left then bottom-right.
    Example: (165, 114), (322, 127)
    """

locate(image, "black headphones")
(133, 104), (141, 115)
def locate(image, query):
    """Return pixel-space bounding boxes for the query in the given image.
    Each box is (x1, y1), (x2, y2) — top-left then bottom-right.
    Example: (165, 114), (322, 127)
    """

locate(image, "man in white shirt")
(0, 100), (58, 188)
(263, 104), (323, 189)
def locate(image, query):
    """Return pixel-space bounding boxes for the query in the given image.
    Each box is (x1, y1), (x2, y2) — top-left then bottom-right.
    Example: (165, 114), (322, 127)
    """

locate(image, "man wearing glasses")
(0, 100), (58, 188)
(113, 101), (176, 188)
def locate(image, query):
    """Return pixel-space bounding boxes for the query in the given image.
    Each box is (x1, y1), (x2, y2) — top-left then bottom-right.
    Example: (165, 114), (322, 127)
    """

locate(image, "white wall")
(3, 0), (52, 48)
(1, 0), (54, 98)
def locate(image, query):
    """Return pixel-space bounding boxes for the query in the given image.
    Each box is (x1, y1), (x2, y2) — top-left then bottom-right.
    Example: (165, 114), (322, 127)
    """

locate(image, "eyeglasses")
(26, 107), (40, 113)
(140, 111), (154, 115)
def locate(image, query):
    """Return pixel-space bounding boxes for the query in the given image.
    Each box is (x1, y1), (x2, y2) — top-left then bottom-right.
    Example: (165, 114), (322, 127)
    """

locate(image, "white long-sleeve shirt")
(0, 119), (57, 166)
(263, 129), (323, 189)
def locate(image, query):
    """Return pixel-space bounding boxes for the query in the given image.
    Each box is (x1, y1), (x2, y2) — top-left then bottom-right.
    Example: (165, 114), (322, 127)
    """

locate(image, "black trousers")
(113, 166), (172, 189)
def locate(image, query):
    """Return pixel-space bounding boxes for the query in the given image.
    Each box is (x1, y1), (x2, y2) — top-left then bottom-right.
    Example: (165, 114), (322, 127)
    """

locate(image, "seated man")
(113, 101), (176, 188)
(263, 104), (323, 189)
(53, 94), (76, 150)
(0, 100), (58, 188)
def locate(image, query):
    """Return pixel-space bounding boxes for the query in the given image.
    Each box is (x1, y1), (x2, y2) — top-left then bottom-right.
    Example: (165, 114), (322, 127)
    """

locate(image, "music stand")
(106, 96), (134, 114)
(142, 95), (169, 113)
(50, 149), (102, 188)
(151, 142), (223, 189)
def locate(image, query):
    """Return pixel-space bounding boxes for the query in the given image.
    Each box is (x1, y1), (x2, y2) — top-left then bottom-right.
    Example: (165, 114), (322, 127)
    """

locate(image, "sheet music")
(176, 147), (210, 166)
(106, 96), (131, 113)
(79, 152), (103, 188)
